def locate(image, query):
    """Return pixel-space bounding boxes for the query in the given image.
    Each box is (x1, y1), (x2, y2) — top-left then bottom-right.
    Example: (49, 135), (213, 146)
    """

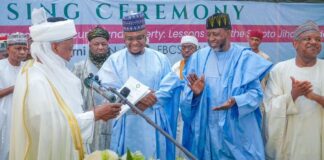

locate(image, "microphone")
(84, 74), (197, 160)
(84, 73), (117, 103)
(84, 73), (130, 103)
(116, 87), (130, 103)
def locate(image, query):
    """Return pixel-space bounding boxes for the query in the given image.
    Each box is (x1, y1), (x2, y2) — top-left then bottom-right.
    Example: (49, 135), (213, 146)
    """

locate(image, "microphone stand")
(107, 87), (197, 160)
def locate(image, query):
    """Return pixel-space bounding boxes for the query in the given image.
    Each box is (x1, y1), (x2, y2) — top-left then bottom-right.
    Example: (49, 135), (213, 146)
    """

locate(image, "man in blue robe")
(180, 13), (272, 159)
(97, 12), (174, 160)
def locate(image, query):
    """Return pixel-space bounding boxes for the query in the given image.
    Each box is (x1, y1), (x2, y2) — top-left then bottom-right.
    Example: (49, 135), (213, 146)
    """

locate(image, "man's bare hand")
(135, 91), (157, 111)
(94, 103), (122, 121)
(187, 73), (205, 96)
(212, 98), (236, 111)
(290, 77), (312, 101)
(0, 86), (14, 98)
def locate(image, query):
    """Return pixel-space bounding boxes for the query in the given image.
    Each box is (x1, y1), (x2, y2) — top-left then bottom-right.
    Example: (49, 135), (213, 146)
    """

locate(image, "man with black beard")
(72, 26), (112, 152)
(180, 13), (272, 159)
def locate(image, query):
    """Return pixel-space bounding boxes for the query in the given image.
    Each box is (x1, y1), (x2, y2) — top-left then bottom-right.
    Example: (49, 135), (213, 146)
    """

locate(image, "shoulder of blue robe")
(183, 46), (211, 77)
(231, 44), (273, 89)
(97, 48), (128, 88)
(146, 47), (172, 71)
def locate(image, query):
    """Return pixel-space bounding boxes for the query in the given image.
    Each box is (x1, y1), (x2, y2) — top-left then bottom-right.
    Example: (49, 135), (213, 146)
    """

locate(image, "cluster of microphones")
(83, 73), (197, 160)
(83, 73), (130, 103)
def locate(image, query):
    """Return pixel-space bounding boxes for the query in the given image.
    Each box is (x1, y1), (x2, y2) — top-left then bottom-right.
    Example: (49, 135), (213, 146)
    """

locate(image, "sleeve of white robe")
(75, 111), (95, 144)
(72, 62), (95, 144)
(263, 63), (295, 159)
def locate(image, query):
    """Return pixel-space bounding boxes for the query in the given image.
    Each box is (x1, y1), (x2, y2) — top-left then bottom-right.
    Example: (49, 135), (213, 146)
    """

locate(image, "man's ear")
(292, 40), (298, 49)
(51, 42), (58, 53)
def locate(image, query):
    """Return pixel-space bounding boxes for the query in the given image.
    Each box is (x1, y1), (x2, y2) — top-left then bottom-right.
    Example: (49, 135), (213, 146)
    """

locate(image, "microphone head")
(84, 73), (96, 88)
(84, 76), (92, 89)
(88, 73), (94, 78)
(94, 75), (99, 81)
(120, 87), (131, 97)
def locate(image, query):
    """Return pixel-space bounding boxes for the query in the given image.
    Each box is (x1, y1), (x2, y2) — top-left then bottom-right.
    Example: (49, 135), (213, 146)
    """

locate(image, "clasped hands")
(290, 76), (318, 101)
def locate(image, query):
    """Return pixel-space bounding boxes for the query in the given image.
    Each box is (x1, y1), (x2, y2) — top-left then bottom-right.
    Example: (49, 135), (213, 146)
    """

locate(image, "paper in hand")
(116, 76), (150, 119)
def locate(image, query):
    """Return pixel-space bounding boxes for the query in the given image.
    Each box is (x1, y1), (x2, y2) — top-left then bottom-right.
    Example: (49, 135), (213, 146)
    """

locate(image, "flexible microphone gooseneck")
(84, 73), (197, 160)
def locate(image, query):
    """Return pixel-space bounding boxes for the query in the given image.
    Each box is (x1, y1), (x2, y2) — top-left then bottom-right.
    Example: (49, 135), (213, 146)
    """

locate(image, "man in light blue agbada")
(97, 12), (174, 160)
(180, 13), (272, 159)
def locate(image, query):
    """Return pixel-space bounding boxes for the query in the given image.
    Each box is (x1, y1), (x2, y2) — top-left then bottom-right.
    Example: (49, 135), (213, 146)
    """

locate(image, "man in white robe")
(9, 8), (122, 160)
(97, 12), (175, 160)
(73, 26), (112, 152)
(0, 32), (28, 160)
(264, 20), (324, 160)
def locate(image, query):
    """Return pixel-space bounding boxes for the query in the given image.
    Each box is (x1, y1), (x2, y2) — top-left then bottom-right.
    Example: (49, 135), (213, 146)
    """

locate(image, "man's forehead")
(181, 43), (196, 46)
(124, 30), (146, 37)
(207, 28), (227, 33)
(250, 37), (261, 40)
(299, 31), (321, 38)
(9, 44), (27, 48)
(90, 37), (108, 43)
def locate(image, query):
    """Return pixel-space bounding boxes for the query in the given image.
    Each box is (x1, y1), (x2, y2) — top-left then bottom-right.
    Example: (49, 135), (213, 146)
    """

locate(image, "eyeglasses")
(125, 35), (146, 42)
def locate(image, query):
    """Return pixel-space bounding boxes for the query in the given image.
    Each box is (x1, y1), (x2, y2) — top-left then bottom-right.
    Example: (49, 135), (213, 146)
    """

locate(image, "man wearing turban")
(9, 8), (121, 160)
(180, 13), (272, 159)
(248, 30), (270, 61)
(97, 12), (175, 160)
(72, 26), (112, 153)
(264, 20), (323, 160)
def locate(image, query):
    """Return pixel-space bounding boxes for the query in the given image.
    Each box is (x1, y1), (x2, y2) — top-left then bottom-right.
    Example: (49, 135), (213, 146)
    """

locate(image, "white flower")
(85, 150), (119, 160)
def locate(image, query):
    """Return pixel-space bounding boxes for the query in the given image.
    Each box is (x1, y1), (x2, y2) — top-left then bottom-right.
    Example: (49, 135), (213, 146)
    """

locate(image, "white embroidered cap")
(180, 35), (199, 47)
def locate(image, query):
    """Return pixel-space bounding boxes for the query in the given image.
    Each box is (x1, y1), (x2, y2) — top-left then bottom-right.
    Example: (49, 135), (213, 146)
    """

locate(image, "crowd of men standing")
(0, 6), (323, 160)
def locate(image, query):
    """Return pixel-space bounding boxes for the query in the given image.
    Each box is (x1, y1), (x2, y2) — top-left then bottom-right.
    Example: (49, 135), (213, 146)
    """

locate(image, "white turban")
(28, 8), (83, 113)
(29, 8), (77, 42)
(180, 35), (199, 47)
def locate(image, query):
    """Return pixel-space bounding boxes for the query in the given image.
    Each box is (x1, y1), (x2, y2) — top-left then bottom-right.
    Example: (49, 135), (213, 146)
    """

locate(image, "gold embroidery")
(21, 60), (34, 74)
(49, 81), (85, 160)
(22, 63), (32, 160)
(179, 59), (186, 80)
(21, 60), (84, 159)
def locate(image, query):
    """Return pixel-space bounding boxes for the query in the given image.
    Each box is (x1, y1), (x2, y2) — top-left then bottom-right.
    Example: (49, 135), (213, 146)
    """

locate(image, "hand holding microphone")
(94, 103), (122, 121)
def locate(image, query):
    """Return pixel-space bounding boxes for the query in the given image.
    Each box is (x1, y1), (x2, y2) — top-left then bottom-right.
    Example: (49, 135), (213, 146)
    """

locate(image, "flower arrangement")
(85, 149), (145, 160)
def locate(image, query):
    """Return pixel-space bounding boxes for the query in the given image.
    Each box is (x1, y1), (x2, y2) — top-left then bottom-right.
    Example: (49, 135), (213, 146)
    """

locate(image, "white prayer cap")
(180, 35), (199, 47)
(7, 32), (28, 46)
(29, 8), (77, 42)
